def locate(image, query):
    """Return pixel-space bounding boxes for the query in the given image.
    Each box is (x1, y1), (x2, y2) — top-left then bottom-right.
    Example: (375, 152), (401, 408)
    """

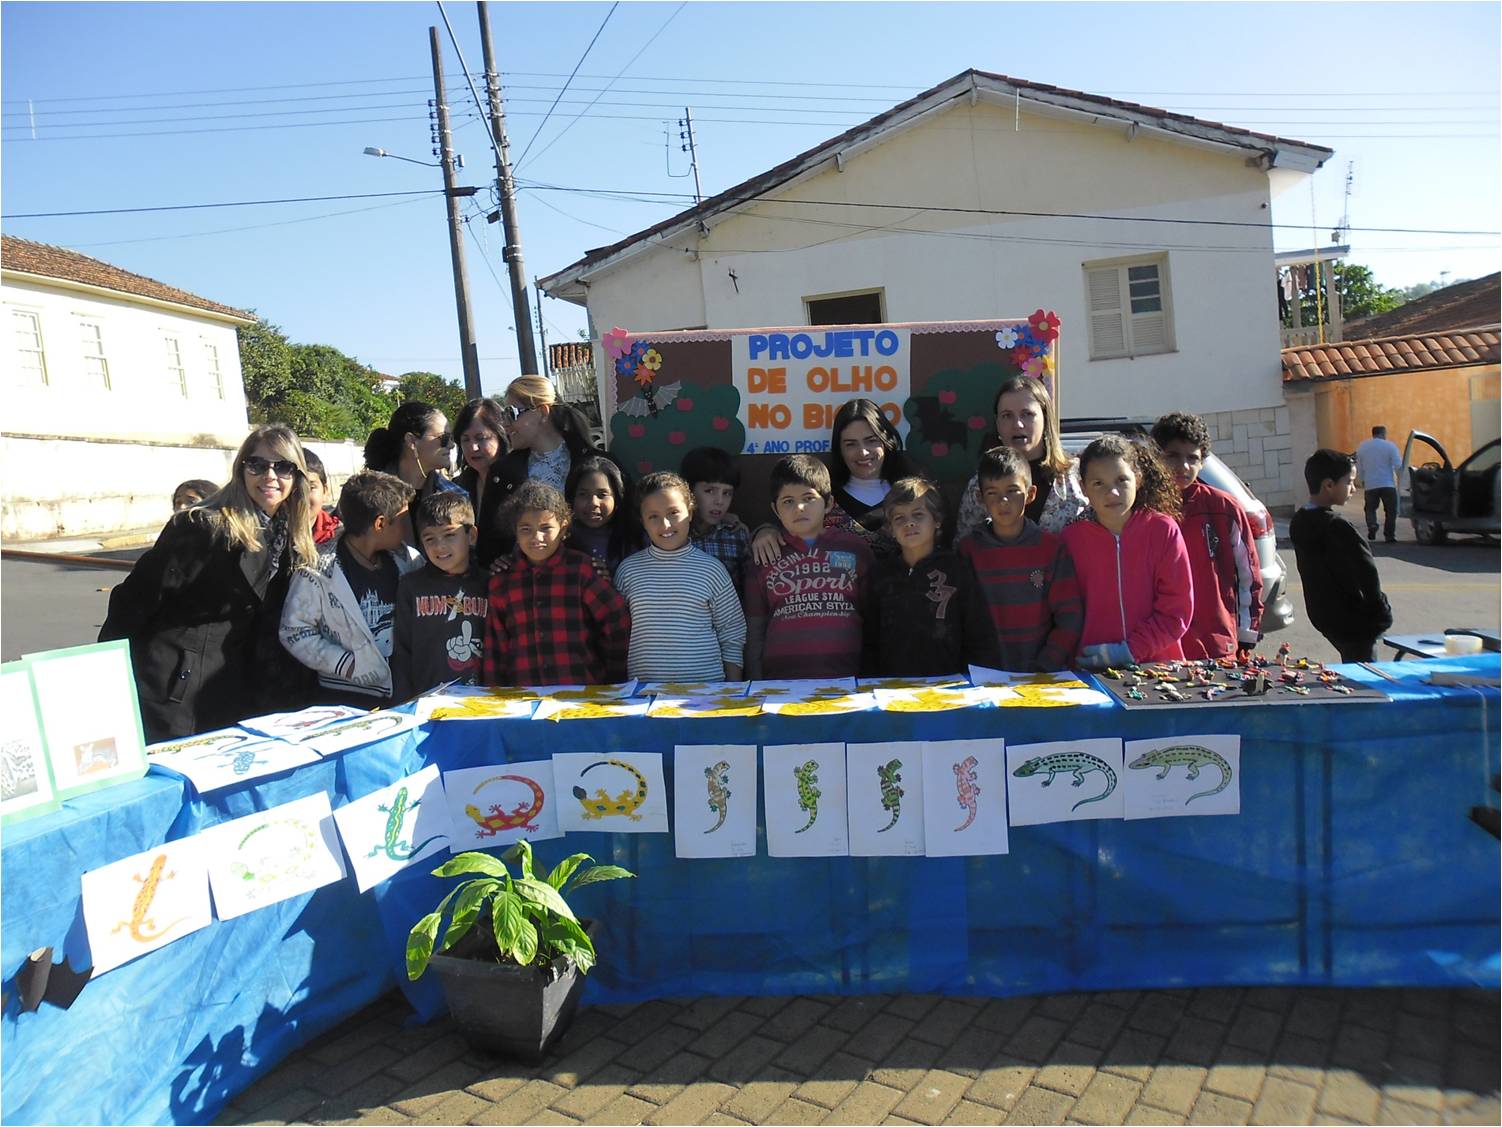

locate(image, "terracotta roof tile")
(1282, 327), (1500, 383)
(1, 235), (253, 321)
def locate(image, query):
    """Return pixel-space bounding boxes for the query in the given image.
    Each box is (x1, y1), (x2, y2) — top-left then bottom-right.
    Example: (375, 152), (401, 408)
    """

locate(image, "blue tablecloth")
(3, 656), (1498, 1125)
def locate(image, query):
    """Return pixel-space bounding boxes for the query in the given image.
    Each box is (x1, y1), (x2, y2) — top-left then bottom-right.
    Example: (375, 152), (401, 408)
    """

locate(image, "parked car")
(1399, 431), (1501, 544)
(1060, 421), (1295, 633)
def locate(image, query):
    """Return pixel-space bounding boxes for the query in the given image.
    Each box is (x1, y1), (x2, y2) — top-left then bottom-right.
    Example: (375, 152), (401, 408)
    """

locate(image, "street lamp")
(363, 146), (463, 171)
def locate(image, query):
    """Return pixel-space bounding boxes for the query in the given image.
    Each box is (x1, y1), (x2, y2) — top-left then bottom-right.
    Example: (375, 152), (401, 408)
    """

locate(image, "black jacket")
(99, 511), (311, 742)
(868, 549), (1000, 677)
(1288, 506), (1393, 644)
(457, 457), (527, 569)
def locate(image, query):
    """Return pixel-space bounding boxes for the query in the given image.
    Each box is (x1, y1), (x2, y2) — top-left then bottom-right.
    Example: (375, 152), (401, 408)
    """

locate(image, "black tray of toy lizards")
(1091, 646), (1387, 708)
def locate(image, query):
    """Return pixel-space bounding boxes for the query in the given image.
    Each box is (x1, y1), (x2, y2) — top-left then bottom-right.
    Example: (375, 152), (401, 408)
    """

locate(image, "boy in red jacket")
(1151, 413), (1263, 660)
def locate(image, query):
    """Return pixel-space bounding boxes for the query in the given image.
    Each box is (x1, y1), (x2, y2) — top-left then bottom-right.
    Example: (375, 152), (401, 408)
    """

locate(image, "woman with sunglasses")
(100, 425), (319, 742)
(451, 396), (512, 567)
(364, 400), (462, 543)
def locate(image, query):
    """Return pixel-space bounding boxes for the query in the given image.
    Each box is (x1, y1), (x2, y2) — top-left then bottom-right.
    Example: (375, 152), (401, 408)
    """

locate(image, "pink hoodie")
(1060, 509), (1194, 663)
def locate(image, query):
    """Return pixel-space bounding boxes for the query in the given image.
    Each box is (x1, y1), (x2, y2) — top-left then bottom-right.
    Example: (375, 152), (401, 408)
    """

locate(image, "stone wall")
(1199, 404), (1296, 510)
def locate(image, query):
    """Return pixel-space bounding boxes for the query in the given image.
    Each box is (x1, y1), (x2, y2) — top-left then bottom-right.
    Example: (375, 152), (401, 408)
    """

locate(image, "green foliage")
(392, 370), (467, 424)
(1287, 262), (1407, 326)
(903, 360), (1012, 484)
(609, 383), (747, 477)
(405, 840), (634, 981)
(236, 316), (294, 424)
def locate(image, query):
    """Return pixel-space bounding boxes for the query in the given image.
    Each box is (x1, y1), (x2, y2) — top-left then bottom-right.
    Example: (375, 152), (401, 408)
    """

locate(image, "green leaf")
(491, 889), (524, 954)
(514, 877), (577, 922)
(405, 911), (442, 980)
(511, 917), (539, 966)
(433, 852), (507, 879)
(542, 914), (595, 958)
(544, 852), (593, 891)
(440, 880), (497, 952)
(564, 864), (636, 892)
(500, 840), (535, 880)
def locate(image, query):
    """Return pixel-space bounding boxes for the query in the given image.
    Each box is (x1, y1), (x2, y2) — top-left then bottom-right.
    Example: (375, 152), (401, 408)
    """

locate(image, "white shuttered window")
(165, 335), (187, 396)
(12, 309), (48, 385)
(79, 320), (111, 389)
(1083, 255), (1173, 360)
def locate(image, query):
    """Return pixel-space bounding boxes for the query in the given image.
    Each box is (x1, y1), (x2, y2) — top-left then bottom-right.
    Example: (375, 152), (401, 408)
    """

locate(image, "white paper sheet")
(1, 666), (57, 819)
(673, 745), (758, 858)
(637, 680), (750, 698)
(846, 742), (925, 856)
(553, 752), (668, 833)
(763, 743), (848, 857)
(921, 739), (1009, 857)
(1006, 738), (1124, 825)
(857, 675), (970, 692)
(1123, 735), (1241, 819)
(294, 710), (420, 756)
(238, 705), (367, 740)
(415, 688), (538, 722)
(440, 761), (562, 850)
(872, 686), (995, 713)
(532, 698), (653, 722)
(148, 737), (321, 794)
(146, 727), (260, 758)
(527, 681), (640, 701)
(28, 643), (146, 796)
(81, 837), (212, 973)
(203, 791), (347, 919)
(968, 666), (1110, 708)
(758, 688), (878, 716)
(333, 765), (451, 892)
(646, 694), (763, 719)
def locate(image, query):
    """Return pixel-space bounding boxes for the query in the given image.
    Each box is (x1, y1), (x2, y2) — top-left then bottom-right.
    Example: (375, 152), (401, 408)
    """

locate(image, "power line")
(0, 111), (481, 142)
(513, 2), (619, 170)
(3, 189), (444, 219)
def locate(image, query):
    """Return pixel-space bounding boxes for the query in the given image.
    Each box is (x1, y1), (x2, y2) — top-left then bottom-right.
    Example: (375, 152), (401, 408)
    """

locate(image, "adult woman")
(364, 400), (458, 542)
(99, 425), (318, 742)
(451, 396), (511, 566)
(954, 376), (1089, 540)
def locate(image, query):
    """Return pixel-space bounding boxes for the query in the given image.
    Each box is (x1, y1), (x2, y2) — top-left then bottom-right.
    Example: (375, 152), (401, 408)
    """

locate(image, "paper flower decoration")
(1011, 345), (1032, 368)
(1022, 355), (1047, 379)
(995, 326), (1021, 349)
(642, 349), (663, 371)
(1028, 309), (1061, 343)
(602, 326), (631, 360)
(634, 364), (654, 388)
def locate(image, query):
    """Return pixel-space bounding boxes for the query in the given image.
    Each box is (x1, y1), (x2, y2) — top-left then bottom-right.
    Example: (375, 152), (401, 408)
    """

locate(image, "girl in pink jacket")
(1061, 434), (1193, 669)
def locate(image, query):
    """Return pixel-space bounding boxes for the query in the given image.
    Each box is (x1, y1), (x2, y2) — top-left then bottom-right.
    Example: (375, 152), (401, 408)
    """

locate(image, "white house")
(538, 70), (1333, 506)
(2, 236), (256, 540)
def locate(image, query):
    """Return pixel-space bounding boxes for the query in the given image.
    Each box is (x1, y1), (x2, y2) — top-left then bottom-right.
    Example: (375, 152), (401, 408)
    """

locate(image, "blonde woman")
(100, 425), (319, 741)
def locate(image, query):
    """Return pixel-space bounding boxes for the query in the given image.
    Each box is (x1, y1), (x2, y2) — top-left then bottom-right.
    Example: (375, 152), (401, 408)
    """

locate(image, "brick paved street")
(219, 986), (1498, 1126)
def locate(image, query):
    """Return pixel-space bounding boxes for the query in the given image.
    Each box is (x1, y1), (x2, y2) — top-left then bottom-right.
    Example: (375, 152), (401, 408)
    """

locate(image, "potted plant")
(406, 839), (633, 1059)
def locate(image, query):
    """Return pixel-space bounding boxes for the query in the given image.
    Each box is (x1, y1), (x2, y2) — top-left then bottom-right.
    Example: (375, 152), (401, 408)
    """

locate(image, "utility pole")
(429, 26), (482, 398)
(679, 107), (704, 205)
(534, 280), (551, 379)
(477, 0), (539, 376)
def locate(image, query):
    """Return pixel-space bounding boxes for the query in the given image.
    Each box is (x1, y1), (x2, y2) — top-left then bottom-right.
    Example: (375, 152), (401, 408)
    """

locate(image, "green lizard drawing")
(1013, 752), (1118, 812)
(111, 853), (188, 942)
(793, 760), (821, 833)
(876, 758), (904, 832)
(1128, 744), (1233, 805)
(704, 760), (731, 834)
(367, 786), (441, 861)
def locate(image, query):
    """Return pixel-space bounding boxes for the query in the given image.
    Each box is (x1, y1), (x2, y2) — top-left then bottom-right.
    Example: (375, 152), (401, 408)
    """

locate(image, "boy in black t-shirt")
(391, 492), (488, 699)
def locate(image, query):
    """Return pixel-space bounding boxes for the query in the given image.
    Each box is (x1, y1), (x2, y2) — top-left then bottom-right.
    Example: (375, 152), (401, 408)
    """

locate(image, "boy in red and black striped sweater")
(482, 481), (631, 686)
(957, 446), (1083, 672)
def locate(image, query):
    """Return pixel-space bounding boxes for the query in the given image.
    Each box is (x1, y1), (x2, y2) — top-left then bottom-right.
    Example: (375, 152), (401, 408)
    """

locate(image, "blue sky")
(3, 1), (1498, 395)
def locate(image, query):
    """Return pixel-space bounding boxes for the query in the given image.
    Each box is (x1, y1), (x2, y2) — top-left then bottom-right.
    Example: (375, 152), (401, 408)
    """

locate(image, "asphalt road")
(2, 520), (1497, 666)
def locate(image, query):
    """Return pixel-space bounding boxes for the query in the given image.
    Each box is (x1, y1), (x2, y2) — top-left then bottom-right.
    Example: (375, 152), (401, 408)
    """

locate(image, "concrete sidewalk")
(218, 985), (1499, 1126)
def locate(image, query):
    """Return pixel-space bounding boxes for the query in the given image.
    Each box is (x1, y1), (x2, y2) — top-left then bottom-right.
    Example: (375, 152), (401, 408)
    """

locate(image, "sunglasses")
(421, 431), (454, 449)
(502, 403), (536, 423)
(243, 456), (300, 479)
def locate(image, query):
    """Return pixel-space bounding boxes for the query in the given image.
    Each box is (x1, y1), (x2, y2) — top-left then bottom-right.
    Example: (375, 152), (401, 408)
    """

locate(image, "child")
(1289, 449), (1393, 662)
(483, 481), (631, 686)
(564, 455), (639, 572)
(390, 492), (488, 699)
(614, 472), (746, 682)
(682, 446), (752, 592)
(303, 449), (341, 545)
(744, 455), (874, 679)
(171, 479), (219, 511)
(957, 447), (1083, 672)
(1150, 413), (1264, 660)
(1061, 434), (1193, 669)
(870, 477), (999, 676)
(281, 470), (424, 707)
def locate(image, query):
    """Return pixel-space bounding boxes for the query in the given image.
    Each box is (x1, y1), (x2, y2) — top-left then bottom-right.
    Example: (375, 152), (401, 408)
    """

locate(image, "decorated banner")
(202, 792), (346, 919)
(763, 742), (848, 857)
(25, 640), (147, 800)
(1006, 738), (1124, 825)
(82, 838), (212, 974)
(334, 765), (450, 892)
(1122, 735), (1241, 820)
(846, 742), (926, 857)
(440, 761), (562, 849)
(921, 739), (1009, 857)
(673, 744), (759, 858)
(553, 752), (669, 833)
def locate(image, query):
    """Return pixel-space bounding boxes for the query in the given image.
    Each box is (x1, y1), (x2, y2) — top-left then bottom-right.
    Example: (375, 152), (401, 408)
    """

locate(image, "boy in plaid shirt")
(482, 481), (631, 686)
(683, 446), (752, 593)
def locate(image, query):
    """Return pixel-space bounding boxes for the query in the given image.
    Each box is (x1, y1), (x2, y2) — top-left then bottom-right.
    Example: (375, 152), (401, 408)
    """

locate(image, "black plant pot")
(428, 919), (597, 1061)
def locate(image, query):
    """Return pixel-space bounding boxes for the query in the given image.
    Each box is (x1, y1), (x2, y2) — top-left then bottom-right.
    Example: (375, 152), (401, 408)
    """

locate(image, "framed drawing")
(24, 640), (147, 800)
(1, 662), (61, 824)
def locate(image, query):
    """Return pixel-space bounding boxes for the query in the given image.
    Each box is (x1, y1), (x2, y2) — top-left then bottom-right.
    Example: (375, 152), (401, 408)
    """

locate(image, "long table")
(3, 656), (1498, 1125)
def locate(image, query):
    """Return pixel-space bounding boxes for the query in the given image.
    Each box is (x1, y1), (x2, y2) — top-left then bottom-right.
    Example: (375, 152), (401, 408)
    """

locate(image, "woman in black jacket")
(451, 396), (512, 568)
(99, 424), (320, 742)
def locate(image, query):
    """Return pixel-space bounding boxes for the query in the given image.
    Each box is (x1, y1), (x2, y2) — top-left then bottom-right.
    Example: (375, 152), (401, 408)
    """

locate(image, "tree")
(1286, 262), (1406, 326)
(390, 371), (468, 424)
(236, 316), (294, 424)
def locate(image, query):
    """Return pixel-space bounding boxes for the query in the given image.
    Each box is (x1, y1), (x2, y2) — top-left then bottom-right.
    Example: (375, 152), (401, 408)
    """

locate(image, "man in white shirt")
(1355, 425), (1404, 543)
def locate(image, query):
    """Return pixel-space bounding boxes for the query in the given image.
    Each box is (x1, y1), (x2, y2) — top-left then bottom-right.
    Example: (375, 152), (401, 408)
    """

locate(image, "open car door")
(1453, 439), (1500, 524)
(1401, 430), (1453, 523)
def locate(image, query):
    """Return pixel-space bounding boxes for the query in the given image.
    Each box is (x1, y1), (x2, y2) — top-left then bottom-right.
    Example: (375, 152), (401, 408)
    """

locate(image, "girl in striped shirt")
(614, 472), (747, 682)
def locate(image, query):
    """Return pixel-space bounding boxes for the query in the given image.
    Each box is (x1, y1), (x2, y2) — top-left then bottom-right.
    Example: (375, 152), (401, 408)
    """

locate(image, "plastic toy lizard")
(952, 755), (980, 831)
(573, 759), (648, 821)
(793, 760), (820, 833)
(876, 758), (904, 831)
(1012, 751), (1118, 812)
(112, 853), (187, 942)
(465, 774), (543, 837)
(1128, 744), (1233, 805)
(368, 786), (441, 860)
(703, 760), (731, 834)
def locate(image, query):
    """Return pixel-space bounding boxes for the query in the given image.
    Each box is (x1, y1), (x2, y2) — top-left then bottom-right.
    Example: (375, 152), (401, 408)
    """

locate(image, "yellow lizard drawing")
(111, 853), (188, 942)
(572, 759), (648, 821)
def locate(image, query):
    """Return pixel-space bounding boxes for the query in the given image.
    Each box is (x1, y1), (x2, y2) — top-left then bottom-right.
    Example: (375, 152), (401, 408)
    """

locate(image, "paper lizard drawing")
(367, 785), (442, 861)
(572, 759), (648, 821)
(876, 758), (904, 832)
(703, 760), (731, 834)
(465, 774), (544, 837)
(952, 755), (980, 831)
(1013, 751), (1118, 812)
(1128, 744), (1232, 805)
(111, 853), (187, 942)
(793, 760), (821, 833)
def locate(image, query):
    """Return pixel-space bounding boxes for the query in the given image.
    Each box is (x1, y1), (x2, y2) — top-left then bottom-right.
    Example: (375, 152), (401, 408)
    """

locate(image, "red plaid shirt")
(482, 548), (631, 686)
